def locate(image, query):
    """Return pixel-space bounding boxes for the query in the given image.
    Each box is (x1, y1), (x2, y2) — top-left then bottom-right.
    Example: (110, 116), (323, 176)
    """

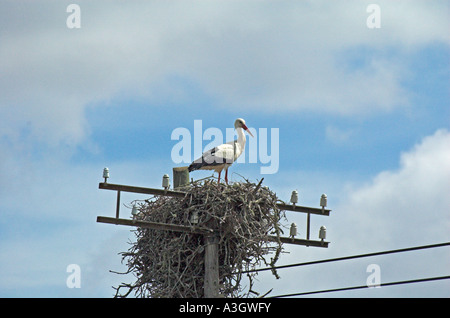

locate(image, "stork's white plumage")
(188, 118), (254, 184)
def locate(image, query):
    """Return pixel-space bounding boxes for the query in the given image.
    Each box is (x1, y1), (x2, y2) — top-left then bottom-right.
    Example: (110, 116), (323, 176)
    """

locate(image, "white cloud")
(325, 126), (354, 144)
(0, 219), (133, 296)
(338, 129), (450, 249)
(252, 128), (450, 297)
(0, 149), (170, 295)
(0, 1), (448, 147)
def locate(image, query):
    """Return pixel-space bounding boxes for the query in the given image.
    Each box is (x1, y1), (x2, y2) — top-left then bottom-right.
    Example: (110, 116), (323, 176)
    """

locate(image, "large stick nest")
(113, 178), (286, 298)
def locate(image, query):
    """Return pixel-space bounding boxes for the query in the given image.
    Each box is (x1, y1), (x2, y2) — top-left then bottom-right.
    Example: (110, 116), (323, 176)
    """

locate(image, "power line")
(270, 275), (450, 298)
(242, 241), (450, 274)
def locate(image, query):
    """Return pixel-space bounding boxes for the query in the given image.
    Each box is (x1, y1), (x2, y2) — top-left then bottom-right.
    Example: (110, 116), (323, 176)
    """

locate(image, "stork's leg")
(217, 170), (221, 184)
(225, 168), (228, 184)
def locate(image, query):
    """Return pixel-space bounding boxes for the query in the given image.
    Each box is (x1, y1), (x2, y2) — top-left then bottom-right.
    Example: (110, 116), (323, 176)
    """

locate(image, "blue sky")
(0, 1), (449, 297)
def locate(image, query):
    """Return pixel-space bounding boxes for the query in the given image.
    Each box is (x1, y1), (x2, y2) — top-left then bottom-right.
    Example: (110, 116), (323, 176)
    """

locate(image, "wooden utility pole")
(97, 174), (332, 297)
(173, 167), (190, 189)
(204, 234), (220, 298)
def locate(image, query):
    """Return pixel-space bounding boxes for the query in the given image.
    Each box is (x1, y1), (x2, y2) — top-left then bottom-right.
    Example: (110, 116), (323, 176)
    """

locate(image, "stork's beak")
(242, 124), (254, 137)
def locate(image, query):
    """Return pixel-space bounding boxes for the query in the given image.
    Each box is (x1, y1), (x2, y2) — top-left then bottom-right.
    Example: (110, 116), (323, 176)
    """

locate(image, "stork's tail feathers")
(188, 162), (202, 172)
(189, 160), (226, 172)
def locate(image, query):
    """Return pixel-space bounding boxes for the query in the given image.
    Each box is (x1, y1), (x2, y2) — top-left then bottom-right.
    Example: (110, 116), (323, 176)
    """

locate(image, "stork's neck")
(236, 127), (246, 147)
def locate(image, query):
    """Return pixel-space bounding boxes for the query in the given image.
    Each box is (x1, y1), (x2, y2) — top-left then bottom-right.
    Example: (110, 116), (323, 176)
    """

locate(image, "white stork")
(188, 118), (254, 184)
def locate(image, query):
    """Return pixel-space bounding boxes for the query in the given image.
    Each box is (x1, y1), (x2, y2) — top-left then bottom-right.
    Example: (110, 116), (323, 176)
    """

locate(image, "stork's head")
(234, 118), (254, 137)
